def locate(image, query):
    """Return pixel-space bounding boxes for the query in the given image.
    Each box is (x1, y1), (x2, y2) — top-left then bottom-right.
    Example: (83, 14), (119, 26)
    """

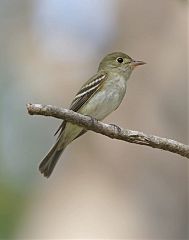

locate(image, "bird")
(39, 52), (145, 177)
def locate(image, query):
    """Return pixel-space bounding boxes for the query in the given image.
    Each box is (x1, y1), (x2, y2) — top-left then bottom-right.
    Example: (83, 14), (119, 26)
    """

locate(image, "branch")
(27, 103), (189, 159)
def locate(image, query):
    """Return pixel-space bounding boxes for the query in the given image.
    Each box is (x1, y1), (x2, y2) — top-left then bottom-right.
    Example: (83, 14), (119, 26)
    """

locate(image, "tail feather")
(39, 141), (65, 178)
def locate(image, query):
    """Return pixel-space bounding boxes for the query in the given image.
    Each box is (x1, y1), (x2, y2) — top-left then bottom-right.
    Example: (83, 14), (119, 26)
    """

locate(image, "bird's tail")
(39, 140), (66, 178)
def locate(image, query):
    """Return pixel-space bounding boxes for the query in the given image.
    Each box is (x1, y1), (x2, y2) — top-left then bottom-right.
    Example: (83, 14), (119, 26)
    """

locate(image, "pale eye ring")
(116, 57), (123, 63)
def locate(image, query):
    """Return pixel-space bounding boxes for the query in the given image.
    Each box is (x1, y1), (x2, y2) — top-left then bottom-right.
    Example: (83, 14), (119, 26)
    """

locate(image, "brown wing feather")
(54, 72), (107, 138)
(54, 121), (66, 136)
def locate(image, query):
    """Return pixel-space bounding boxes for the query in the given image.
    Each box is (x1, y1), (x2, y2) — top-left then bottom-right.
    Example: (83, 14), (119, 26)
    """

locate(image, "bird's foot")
(109, 123), (122, 134)
(85, 115), (99, 126)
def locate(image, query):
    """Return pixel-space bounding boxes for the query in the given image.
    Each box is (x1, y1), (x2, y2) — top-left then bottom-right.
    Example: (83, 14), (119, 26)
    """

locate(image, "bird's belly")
(58, 77), (126, 148)
(80, 78), (127, 120)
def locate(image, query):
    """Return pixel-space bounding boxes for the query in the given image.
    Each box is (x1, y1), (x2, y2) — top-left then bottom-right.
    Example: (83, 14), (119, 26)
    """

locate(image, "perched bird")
(39, 52), (145, 177)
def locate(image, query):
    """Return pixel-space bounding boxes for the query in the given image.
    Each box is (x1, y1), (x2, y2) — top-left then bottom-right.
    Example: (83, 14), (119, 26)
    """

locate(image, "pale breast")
(80, 76), (127, 120)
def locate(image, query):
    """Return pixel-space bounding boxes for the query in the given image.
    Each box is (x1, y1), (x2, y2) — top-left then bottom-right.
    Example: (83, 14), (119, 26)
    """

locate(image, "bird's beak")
(130, 60), (146, 68)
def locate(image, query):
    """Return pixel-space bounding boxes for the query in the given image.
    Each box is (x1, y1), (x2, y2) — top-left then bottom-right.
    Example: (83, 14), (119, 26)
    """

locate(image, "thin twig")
(26, 103), (189, 159)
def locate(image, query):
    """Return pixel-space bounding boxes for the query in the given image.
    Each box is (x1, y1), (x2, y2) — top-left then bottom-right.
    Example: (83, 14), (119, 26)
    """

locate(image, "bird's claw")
(109, 123), (122, 134)
(85, 115), (99, 126)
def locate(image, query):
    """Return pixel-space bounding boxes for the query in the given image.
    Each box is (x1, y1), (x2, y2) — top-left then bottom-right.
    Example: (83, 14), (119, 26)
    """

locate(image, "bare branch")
(27, 103), (189, 159)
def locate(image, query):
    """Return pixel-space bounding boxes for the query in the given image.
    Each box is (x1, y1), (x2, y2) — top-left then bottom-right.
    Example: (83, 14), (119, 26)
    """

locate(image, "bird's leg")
(85, 115), (99, 126)
(109, 123), (122, 134)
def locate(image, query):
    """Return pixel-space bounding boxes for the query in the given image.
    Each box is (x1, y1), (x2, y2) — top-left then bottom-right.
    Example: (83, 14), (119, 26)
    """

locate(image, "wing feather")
(54, 72), (107, 138)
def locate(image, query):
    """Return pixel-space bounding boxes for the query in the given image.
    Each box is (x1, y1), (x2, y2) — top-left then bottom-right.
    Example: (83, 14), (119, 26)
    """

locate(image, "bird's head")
(98, 52), (145, 77)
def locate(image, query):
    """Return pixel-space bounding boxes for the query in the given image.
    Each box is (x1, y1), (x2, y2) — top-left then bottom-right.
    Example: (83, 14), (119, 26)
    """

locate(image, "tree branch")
(26, 103), (189, 159)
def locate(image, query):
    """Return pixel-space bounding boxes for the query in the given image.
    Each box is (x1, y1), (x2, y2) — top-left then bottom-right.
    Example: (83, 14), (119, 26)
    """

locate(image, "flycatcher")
(39, 52), (145, 177)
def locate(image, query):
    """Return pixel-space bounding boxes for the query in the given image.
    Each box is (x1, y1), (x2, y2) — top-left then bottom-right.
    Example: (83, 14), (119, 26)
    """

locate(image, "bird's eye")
(116, 57), (123, 63)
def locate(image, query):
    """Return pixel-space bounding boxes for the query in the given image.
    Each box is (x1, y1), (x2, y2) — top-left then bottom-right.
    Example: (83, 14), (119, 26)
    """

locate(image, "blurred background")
(0, 0), (188, 239)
